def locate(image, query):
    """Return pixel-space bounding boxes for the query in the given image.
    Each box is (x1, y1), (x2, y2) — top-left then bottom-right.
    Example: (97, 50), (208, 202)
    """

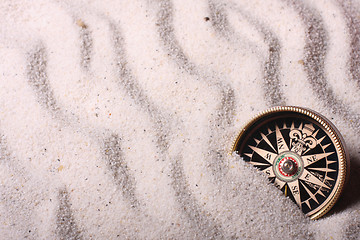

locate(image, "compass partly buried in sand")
(232, 106), (350, 220)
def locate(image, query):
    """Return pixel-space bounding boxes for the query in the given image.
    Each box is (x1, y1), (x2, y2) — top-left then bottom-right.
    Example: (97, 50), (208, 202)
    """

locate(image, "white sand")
(0, 0), (359, 239)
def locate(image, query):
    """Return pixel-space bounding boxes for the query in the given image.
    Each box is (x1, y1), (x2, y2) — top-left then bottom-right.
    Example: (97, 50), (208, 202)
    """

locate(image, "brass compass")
(232, 106), (349, 220)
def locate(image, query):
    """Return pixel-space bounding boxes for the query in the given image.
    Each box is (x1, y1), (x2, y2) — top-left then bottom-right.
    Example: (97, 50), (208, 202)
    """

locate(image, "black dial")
(232, 106), (349, 220)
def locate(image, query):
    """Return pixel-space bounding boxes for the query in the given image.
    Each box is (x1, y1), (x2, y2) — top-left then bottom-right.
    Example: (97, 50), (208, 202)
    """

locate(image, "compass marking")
(304, 199), (311, 209)
(288, 181), (302, 208)
(317, 135), (326, 144)
(322, 143), (331, 150)
(307, 167), (336, 173)
(324, 175), (335, 181)
(262, 165), (275, 178)
(249, 161), (270, 167)
(317, 189), (326, 197)
(249, 145), (277, 164)
(327, 160), (337, 165)
(299, 169), (330, 189)
(299, 122), (303, 130)
(275, 124), (289, 153)
(302, 152), (335, 167)
(290, 121), (295, 147)
(300, 181), (319, 204)
(260, 132), (277, 152)
(235, 110), (344, 218)
(311, 129), (319, 138)
(274, 178), (286, 190)
(244, 153), (253, 159)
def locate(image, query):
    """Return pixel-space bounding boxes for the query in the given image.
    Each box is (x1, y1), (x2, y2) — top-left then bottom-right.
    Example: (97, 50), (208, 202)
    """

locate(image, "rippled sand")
(0, 0), (359, 239)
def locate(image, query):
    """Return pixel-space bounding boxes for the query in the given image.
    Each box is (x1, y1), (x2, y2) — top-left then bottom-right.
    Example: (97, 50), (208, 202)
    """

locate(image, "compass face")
(232, 106), (349, 220)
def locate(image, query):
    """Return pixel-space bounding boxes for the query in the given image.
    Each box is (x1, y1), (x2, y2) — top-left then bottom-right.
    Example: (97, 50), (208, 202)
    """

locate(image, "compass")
(232, 106), (349, 220)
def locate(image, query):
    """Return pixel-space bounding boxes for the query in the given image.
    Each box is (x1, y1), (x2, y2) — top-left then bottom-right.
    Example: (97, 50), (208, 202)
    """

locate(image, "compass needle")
(232, 106), (349, 219)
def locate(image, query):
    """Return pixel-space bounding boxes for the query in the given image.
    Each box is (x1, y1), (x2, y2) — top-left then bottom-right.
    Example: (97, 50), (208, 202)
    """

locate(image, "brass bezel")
(231, 106), (349, 220)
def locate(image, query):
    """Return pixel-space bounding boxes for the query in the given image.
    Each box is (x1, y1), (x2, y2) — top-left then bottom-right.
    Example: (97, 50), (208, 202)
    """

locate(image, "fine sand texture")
(0, 0), (359, 239)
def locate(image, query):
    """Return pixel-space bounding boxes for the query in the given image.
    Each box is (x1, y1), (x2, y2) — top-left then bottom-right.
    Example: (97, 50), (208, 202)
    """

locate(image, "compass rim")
(231, 106), (349, 220)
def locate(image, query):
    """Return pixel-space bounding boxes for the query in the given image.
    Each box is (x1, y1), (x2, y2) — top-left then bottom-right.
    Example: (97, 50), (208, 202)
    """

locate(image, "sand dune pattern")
(0, 0), (359, 239)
